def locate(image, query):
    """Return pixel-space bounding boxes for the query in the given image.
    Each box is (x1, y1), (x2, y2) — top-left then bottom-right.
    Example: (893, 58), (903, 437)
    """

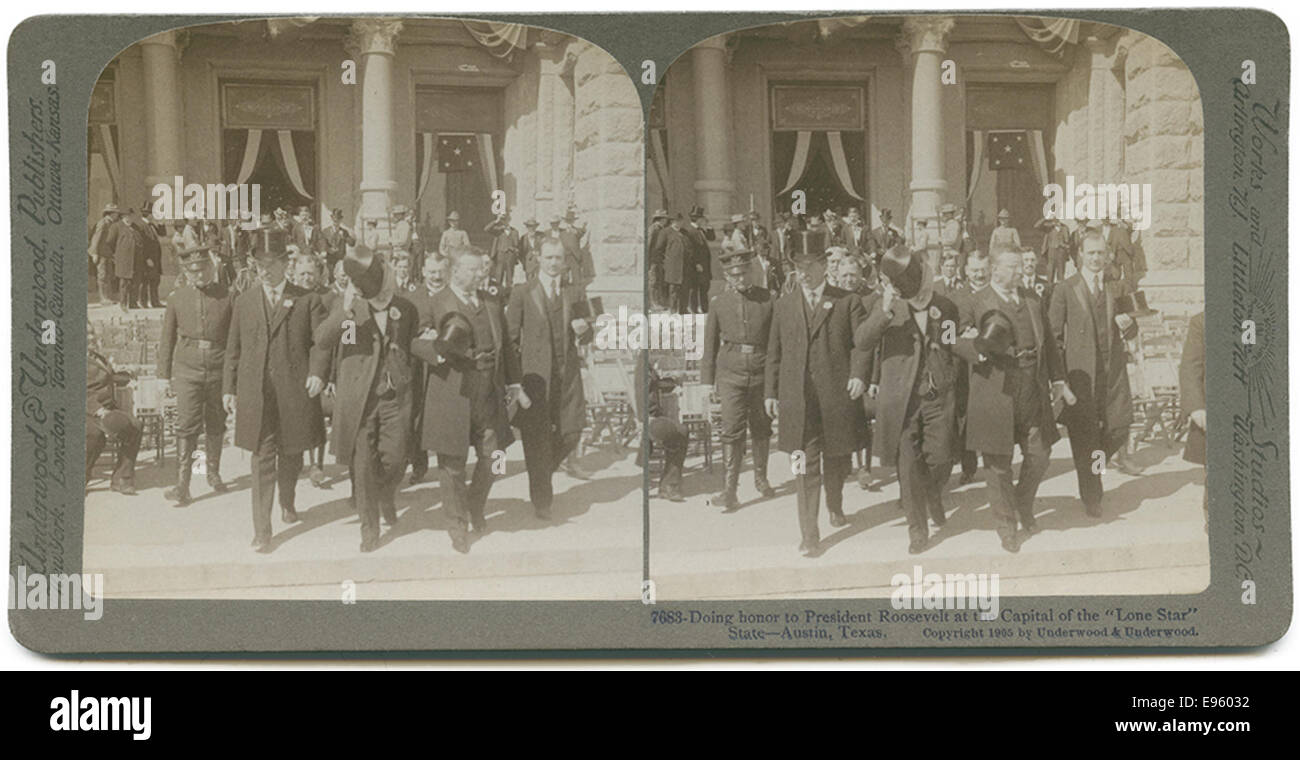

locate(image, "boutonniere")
(822, 300), (833, 310)
(487, 285), (499, 296)
(928, 305), (941, 320)
(282, 298), (294, 309)
(388, 306), (401, 321)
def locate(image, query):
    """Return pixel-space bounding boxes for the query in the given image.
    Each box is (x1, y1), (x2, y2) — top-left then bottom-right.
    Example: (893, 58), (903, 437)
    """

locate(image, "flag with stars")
(987, 131), (1029, 170)
(437, 134), (477, 173)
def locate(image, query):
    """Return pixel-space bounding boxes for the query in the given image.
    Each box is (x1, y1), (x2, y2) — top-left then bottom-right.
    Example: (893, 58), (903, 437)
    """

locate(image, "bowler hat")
(730, 213), (746, 224)
(974, 309), (1016, 357)
(434, 311), (476, 359)
(940, 203), (957, 215)
(879, 244), (924, 300)
(1114, 290), (1158, 317)
(250, 228), (289, 261)
(524, 218), (539, 228)
(343, 248), (386, 299)
(445, 210), (460, 221)
(652, 209), (669, 221)
(102, 203), (121, 215)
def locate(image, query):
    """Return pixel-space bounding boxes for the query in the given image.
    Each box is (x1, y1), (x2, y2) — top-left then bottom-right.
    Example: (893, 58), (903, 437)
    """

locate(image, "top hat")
(688, 205), (707, 220)
(179, 244), (215, 271)
(789, 231), (827, 265)
(879, 244), (925, 300)
(102, 203), (121, 215)
(652, 208), (670, 221)
(250, 228), (289, 261)
(524, 218), (539, 228)
(1114, 290), (1158, 317)
(730, 213), (746, 224)
(434, 311), (476, 360)
(445, 210), (460, 221)
(343, 248), (386, 299)
(974, 309), (1017, 357)
(564, 209), (579, 222)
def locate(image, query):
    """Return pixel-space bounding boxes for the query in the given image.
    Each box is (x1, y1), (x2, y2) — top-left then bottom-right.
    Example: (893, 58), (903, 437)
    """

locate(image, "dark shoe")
(166, 437), (194, 505)
(281, 506), (301, 524)
(799, 541), (818, 557)
(753, 476), (776, 499)
(715, 490), (740, 512)
(930, 504), (947, 527)
(1000, 535), (1020, 553)
(251, 536), (272, 553)
(829, 511), (848, 528)
(908, 538), (928, 555)
(1113, 455), (1146, 477)
(163, 485), (191, 506)
(206, 473), (228, 493)
(382, 510), (399, 528)
(469, 516), (486, 534)
(752, 438), (776, 498)
(450, 531), (470, 554)
(1022, 518), (1042, 534)
(1084, 501), (1102, 518)
(111, 482), (137, 496)
(360, 537), (379, 553)
(309, 466), (328, 488)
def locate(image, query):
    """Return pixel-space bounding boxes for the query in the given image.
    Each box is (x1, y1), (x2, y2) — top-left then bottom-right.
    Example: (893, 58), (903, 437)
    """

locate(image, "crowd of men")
(86, 201), (603, 556)
(652, 202), (1185, 558)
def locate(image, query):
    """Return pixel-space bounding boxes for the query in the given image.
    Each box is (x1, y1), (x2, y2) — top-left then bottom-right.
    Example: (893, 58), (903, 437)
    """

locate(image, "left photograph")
(81, 17), (645, 600)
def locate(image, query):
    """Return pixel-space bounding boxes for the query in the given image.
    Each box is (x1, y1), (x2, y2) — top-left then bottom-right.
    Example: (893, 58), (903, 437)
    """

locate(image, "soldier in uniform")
(485, 211), (521, 301)
(987, 209), (1022, 258)
(223, 228), (328, 552)
(856, 247), (962, 554)
(89, 203), (122, 303)
(701, 248), (776, 511)
(310, 250), (419, 553)
(158, 245), (234, 505)
(410, 245), (520, 554)
(1048, 229), (1144, 518)
(506, 238), (595, 518)
(519, 218), (544, 281)
(955, 248), (1070, 553)
(765, 239), (869, 556)
(1040, 212), (1073, 285)
(439, 210), (470, 256)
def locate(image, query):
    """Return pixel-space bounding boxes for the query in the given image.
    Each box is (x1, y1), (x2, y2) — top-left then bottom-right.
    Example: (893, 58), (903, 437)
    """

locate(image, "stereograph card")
(6, 10), (1291, 653)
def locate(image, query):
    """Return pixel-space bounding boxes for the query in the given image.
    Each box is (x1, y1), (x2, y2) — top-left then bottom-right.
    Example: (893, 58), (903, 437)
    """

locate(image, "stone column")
(140, 31), (183, 211)
(900, 16), (955, 244)
(691, 36), (734, 221)
(534, 42), (575, 222)
(347, 19), (403, 237)
(1086, 36), (1110, 186)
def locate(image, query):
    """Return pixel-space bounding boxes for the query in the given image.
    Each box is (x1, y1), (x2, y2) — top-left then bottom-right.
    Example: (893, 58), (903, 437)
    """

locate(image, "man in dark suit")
(638, 352), (687, 502)
(113, 209), (144, 311)
(558, 210), (595, 288)
(158, 245), (234, 505)
(1040, 213), (1073, 285)
(702, 248), (776, 511)
(683, 206), (716, 313)
(647, 209), (670, 309)
(85, 325), (142, 493)
(506, 238), (594, 518)
(1048, 229), (1143, 517)
(320, 208), (356, 283)
(404, 254), (448, 484)
(292, 207), (328, 258)
(955, 248), (1069, 553)
(518, 218), (544, 281)
(856, 249), (961, 553)
(663, 214), (689, 314)
(868, 209), (903, 263)
(948, 252), (989, 486)
(410, 246), (521, 553)
(310, 250), (419, 552)
(1021, 248), (1052, 305)
(932, 250), (964, 299)
(764, 241), (869, 556)
(485, 211), (521, 301)
(136, 215), (164, 308)
(222, 228), (327, 552)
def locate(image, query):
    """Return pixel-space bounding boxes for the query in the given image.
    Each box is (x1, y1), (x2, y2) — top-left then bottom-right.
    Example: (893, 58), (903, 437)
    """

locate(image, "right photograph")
(645, 14), (1207, 600)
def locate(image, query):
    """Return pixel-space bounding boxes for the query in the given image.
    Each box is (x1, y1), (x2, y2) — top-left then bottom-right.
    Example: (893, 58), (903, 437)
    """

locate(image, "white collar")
(990, 282), (1019, 304)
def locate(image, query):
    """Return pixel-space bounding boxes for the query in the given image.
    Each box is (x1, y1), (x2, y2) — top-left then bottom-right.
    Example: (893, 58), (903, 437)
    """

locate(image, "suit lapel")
(809, 292), (832, 338)
(269, 285), (294, 336)
(530, 278), (549, 342)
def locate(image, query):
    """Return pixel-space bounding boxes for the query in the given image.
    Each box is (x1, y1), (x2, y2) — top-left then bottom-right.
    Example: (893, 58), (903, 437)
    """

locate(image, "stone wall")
(1121, 30), (1204, 313)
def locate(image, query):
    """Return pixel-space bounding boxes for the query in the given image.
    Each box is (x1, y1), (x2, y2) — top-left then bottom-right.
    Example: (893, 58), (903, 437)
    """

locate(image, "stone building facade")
(89, 17), (643, 305)
(649, 15), (1203, 311)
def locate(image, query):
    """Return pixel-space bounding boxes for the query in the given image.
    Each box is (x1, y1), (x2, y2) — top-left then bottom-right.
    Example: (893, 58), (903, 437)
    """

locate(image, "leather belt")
(1012, 347), (1038, 368)
(723, 340), (763, 354)
(180, 337), (222, 350)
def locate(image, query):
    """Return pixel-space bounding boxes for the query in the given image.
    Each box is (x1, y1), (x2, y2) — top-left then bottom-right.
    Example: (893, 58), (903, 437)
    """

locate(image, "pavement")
(649, 439), (1209, 601)
(83, 443), (644, 601)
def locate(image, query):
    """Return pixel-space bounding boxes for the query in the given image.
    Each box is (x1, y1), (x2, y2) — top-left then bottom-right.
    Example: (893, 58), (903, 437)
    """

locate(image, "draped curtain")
(1013, 17), (1080, 58)
(461, 21), (528, 59)
(414, 131), (499, 202)
(222, 128), (316, 212)
(649, 128), (671, 209)
(775, 131), (865, 203)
